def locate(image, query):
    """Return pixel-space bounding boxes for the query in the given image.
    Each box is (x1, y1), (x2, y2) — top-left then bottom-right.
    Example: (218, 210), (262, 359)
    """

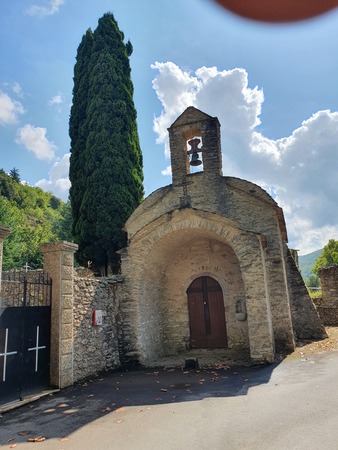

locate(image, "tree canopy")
(313, 239), (338, 274)
(0, 169), (72, 269)
(69, 13), (144, 274)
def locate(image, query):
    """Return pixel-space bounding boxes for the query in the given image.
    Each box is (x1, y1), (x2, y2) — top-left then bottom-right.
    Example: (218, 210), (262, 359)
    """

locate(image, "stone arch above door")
(121, 207), (275, 364)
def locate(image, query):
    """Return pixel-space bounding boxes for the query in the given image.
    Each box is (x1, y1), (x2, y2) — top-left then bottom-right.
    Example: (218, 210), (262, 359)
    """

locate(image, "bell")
(190, 152), (202, 166)
(188, 137), (202, 166)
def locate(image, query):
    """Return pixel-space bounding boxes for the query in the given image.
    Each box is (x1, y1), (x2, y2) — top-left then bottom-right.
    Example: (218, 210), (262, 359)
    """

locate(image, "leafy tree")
(0, 169), (72, 269)
(51, 201), (73, 242)
(305, 273), (320, 288)
(313, 239), (338, 274)
(69, 13), (144, 274)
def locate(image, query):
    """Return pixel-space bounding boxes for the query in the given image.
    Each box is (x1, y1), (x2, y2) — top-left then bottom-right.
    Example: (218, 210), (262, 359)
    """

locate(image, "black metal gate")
(0, 270), (52, 406)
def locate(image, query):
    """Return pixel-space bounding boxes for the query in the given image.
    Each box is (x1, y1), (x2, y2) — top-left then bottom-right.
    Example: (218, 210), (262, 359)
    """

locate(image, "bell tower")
(167, 106), (222, 186)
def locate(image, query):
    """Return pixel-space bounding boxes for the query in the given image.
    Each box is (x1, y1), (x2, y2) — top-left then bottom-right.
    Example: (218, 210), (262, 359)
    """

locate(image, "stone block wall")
(73, 276), (122, 381)
(317, 266), (338, 325)
(287, 250), (326, 339)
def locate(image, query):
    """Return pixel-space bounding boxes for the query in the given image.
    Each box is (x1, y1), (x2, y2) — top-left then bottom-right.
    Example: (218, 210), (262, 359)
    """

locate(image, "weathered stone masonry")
(316, 266), (338, 325)
(120, 106), (326, 367)
(73, 276), (121, 381)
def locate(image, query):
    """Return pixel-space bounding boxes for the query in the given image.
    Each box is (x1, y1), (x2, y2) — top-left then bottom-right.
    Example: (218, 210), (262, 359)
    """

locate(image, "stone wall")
(317, 266), (338, 325)
(287, 250), (326, 339)
(73, 276), (122, 381)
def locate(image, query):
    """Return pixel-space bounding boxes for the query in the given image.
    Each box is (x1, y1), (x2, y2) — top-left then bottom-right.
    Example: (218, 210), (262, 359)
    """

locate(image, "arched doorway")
(187, 276), (227, 348)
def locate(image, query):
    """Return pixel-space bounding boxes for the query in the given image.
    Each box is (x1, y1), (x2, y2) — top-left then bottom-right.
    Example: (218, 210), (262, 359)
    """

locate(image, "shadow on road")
(0, 362), (279, 445)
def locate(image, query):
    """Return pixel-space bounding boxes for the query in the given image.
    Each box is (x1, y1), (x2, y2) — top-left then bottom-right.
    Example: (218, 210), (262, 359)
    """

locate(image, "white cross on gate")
(28, 326), (46, 372)
(0, 328), (18, 382)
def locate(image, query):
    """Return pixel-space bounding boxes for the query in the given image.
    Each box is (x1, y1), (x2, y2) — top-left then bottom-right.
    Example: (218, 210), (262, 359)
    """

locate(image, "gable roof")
(169, 106), (214, 128)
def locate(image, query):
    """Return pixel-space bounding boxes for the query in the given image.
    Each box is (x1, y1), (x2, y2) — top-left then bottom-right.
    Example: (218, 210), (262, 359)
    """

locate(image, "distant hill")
(298, 249), (322, 279)
(0, 168), (72, 269)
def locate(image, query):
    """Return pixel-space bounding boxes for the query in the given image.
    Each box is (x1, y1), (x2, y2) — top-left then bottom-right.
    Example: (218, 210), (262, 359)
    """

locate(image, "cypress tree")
(69, 13), (144, 274)
(69, 29), (94, 238)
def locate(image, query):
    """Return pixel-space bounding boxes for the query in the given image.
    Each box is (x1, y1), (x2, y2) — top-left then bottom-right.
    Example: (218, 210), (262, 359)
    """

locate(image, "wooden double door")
(187, 276), (227, 348)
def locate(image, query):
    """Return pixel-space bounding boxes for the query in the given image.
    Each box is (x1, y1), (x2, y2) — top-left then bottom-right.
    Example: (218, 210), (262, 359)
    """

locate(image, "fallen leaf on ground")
(7, 438), (15, 443)
(10, 444), (17, 448)
(115, 419), (124, 424)
(59, 437), (69, 442)
(18, 431), (31, 436)
(100, 407), (111, 412)
(160, 388), (168, 392)
(27, 436), (45, 442)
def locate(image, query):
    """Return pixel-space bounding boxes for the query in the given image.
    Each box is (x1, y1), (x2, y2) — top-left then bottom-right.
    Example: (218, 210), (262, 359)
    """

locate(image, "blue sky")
(1, 0), (338, 254)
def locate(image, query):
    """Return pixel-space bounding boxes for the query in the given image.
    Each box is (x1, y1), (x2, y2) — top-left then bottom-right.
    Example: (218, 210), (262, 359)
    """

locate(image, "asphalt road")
(1, 350), (338, 450)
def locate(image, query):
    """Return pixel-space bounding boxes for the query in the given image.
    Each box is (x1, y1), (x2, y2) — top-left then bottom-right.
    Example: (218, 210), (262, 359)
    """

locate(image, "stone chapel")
(119, 106), (326, 366)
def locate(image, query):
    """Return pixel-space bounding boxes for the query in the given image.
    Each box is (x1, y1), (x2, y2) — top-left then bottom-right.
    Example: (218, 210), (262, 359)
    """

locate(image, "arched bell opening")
(186, 136), (203, 174)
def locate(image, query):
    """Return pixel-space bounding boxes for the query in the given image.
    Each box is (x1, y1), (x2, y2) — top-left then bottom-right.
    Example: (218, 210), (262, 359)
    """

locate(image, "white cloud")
(12, 82), (24, 98)
(161, 165), (172, 176)
(36, 153), (70, 200)
(0, 92), (24, 125)
(15, 124), (56, 161)
(48, 94), (63, 106)
(152, 62), (338, 254)
(26, 0), (65, 17)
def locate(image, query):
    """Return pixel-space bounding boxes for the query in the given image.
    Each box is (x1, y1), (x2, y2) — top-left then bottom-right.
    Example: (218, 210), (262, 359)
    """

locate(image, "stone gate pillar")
(40, 241), (78, 389)
(0, 226), (11, 290)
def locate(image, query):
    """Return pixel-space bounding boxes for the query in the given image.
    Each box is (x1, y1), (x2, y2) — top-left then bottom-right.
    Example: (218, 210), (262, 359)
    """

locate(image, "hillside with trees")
(69, 13), (144, 275)
(0, 168), (72, 270)
(299, 248), (322, 287)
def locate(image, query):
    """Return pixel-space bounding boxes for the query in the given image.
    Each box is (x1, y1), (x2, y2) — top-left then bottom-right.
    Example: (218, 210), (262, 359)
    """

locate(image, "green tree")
(69, 13), (144, 274)
(51, 201), (73, 242)
(313, 239), (338, 274)
(305, 273), (320, 288)
(9, 167), (20, 182)
(0, 169), (72, 269)
(69, 28), (94, 236)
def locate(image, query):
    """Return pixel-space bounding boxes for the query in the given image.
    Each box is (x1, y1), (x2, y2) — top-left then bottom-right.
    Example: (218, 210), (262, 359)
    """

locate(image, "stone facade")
(120, 107), (325, 366)
(316, 266), (338, 325)
(73, 276), (121, 380)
